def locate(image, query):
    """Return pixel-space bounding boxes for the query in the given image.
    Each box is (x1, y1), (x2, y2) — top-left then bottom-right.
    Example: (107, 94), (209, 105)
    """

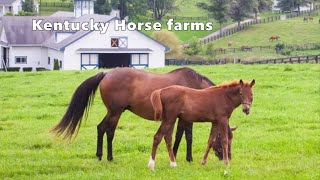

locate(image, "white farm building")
(0, 0), (169, 71)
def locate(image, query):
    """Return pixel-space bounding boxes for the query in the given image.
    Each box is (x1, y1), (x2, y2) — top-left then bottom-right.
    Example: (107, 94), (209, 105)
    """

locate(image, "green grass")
(0, 64), (319, 179)
(204, 15), (320, 49)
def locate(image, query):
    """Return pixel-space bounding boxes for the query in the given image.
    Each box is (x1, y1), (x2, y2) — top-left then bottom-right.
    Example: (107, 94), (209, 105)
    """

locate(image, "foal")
(149, 79), (255, 170)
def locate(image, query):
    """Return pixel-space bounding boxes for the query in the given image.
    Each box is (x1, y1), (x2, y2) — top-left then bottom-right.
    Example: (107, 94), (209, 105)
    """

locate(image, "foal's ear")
(231, 126), (238, 131)
(240, 79), (243, 86)
(250, 79), (255, 87)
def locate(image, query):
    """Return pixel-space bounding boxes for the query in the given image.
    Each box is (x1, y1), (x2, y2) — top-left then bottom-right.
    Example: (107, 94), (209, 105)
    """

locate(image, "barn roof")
(0, 16), (75, 45)
(0, 0), (17, 5)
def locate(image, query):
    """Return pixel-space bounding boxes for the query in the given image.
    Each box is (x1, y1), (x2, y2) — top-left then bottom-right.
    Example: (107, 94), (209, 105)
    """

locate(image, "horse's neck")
(223, 86), (242, 108)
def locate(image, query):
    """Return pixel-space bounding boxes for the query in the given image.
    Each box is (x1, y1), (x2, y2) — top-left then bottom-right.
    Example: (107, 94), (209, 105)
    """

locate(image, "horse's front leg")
(202, 123), (218, 165)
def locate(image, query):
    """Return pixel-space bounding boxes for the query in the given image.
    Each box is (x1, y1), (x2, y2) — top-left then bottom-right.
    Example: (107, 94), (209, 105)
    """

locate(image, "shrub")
(184, 37), (201, 56)
(23, 67), (33, 72)
(7, 67), (20, 72)
(205, 43), (215, 56)
(275, 43), (285, 53)
(151, 30), (183, 59)
(36, 67), (48, 71)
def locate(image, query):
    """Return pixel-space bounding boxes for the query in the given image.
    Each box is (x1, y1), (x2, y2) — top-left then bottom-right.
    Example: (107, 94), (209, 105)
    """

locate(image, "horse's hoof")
(107, 156), (113, 161)
(170, 161), (177, 168)
(186, 157), (193, 162)
(148, 157), (155, 171)
(201, 158), (207, 165)
(96, 155), (102, 161)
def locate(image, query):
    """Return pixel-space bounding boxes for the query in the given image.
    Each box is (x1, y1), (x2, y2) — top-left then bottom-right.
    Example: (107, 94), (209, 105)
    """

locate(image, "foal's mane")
(212, 80), (251, 89)
(169, 67), (215, 86)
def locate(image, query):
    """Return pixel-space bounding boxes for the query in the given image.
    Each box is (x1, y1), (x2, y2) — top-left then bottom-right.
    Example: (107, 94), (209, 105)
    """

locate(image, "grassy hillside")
(0, 64), (319, 179)
(204, 16), (320, 49)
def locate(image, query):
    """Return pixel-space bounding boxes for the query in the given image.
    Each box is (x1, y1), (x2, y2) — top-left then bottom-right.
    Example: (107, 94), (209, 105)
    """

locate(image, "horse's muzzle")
(243, 108), (250, 115)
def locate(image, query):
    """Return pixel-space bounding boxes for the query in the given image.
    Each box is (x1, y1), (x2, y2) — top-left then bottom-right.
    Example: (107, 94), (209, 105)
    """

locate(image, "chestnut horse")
(149, 80), (255, 170)
(52, 67), (227, 162)
(269, 35), (280, 41)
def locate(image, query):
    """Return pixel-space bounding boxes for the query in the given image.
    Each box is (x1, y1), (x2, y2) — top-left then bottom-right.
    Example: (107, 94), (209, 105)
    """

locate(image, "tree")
(112, 0), (148, 19)
(147, 0), (179, 20)
(21, 0), (36, 14)
(228, 0), (258, 28)
(184, 37), (201, 56)
(254, 0), (273, 19)
(94, 0), (112, 15)
(277, 0), (309, 12)
(151, 30), (183, 59)
(197, 0), (229, 34)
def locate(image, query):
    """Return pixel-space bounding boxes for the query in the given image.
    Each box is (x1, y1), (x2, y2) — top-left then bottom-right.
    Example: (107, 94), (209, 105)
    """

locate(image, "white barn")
(0, 0), (169, 71)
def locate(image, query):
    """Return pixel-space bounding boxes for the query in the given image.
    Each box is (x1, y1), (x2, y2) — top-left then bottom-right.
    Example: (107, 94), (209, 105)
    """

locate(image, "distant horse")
(149, 80), (255, 169)
(52, 67), (227, 162)
(303, 17), (308, 22)
(308, 17), (313, 22)
(241, 45), (252, 51)
(269, 35), (280, 41)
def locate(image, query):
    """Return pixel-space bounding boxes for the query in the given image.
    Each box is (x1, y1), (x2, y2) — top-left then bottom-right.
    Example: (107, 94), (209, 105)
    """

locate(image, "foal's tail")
(51, 72), (106, 139)
(150, 89), (163, 121)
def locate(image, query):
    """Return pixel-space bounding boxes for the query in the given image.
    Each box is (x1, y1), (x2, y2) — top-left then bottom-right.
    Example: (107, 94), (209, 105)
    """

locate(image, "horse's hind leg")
(184, 122), (193, 162)
(96, 113), (110, 160)
(105, 112), (121, 161)
(164, 118), (178, 167)
(201, 123), (218, 165)
(173, 119), (184, 158)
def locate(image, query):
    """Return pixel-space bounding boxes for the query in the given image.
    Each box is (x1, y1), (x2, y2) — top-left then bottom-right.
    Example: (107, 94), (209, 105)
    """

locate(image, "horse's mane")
(212, 80), (251, 89)
(170, 67), (215, 86)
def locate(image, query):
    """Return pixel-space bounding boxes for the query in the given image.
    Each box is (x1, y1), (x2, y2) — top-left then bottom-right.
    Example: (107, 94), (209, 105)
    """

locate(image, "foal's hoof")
(148, 157), (155, 171)
(170, 161), (177, 168)
(107, 156), (113, 161)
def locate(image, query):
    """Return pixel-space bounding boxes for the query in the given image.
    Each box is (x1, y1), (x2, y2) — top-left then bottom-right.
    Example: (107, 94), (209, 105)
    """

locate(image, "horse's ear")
(240, 79), (243, 86)
(250, 79), (255, 87)
(231, 126), (238, 131)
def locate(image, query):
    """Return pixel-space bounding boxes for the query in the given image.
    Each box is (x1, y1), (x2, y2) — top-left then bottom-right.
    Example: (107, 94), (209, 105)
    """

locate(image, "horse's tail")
(150, 89), (163, 121)
(51, 72), (106, 139)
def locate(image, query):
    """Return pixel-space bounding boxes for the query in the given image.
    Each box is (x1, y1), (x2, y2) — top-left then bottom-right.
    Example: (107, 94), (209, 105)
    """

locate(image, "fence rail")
(165, 55), (319, 66)
(210, 42), (320, 55)
(40, 1), (73, 8)
(200, 5), (320, 44)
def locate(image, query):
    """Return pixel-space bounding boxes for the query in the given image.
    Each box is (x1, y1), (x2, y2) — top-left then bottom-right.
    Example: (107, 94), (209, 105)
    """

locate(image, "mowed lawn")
(0, 64), (319, 179)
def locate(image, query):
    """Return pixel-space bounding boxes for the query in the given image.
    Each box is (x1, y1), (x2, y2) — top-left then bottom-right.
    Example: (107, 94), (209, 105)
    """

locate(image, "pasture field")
(204, 15), (320, 49)
(0, 64), (319, 179)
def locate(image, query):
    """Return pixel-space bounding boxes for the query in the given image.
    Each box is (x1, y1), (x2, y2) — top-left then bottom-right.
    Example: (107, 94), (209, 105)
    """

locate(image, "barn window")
(111, 38), (119, 47)
(131, 54), (148, 66)
(15, 56), (27, 64)
(81, 54), (98, 65)
(48, 57), (51, 65)
(111, 37), (128, 48)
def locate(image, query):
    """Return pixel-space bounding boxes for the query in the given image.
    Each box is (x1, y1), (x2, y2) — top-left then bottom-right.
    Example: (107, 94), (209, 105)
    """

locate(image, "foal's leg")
(96, 113), (111, 160)
(220, 122), (230, 165)
(164, 119), (178, 167)
(105, 112), (121, 161)
(148, 121), (168, 170)
(201, 123), (219, 165)
(173, 119), (184, 158)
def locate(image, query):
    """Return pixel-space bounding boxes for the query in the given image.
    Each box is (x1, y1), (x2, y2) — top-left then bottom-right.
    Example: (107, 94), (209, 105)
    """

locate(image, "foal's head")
(239, 79), (255, 115)
(213, 126), (237, 160)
